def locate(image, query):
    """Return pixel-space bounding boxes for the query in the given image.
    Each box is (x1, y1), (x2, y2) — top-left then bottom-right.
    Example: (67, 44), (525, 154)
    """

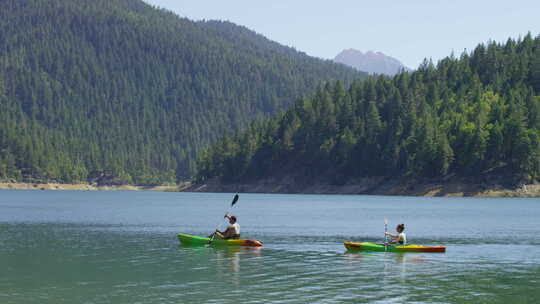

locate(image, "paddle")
(384, 217), (388, 252)
(209, 193), (239, 244)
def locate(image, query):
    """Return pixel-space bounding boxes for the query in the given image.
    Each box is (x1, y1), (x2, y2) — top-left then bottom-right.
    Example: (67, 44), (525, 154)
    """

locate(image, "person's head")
(229, 216), (237, 224)
(396, 224), (405, 233)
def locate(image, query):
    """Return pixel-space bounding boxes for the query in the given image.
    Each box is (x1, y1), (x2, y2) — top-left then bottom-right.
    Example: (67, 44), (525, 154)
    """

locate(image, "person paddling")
(210, 213), (240, 240)
(385, 223), (407, 245)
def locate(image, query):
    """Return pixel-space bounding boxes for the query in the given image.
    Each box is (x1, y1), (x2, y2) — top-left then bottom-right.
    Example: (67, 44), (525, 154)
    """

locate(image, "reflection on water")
(343, 251), (430, 286)
(179, 244), (262, 286)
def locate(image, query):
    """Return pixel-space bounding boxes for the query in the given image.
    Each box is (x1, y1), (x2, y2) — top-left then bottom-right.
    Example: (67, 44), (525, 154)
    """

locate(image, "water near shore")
(1, 191), (539, 303)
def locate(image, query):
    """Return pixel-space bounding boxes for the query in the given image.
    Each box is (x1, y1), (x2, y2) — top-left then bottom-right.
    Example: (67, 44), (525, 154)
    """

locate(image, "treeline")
(197, 34), (540, 184)
(0, 0), (364, 185)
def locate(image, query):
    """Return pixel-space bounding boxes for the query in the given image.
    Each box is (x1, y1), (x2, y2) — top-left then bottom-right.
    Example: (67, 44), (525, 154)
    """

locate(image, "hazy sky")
(144, 0), (539, 69)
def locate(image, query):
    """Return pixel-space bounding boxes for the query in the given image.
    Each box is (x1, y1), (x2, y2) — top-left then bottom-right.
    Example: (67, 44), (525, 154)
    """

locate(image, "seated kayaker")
(385, 223), (407, 245)
(210, 213), (240, 240)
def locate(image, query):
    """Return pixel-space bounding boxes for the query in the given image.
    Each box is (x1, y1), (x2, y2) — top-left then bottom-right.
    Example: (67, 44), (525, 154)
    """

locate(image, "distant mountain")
(0, 0), (366, 185)
(334, 49), (409, 76)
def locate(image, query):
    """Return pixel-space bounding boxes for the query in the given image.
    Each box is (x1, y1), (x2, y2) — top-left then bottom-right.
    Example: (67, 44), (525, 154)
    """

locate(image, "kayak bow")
(178, 233), (263, 247)
(344, 241), (445, 253)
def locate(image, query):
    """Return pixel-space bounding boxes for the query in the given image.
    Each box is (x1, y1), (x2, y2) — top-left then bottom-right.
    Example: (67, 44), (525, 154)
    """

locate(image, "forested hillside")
(197, 35), (540, 187)
(0, 0), (365, 185)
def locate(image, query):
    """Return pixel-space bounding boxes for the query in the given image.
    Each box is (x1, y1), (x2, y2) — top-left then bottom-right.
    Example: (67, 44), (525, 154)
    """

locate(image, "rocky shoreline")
(3, 178), (539, 197)
(182, 177), (540, 197)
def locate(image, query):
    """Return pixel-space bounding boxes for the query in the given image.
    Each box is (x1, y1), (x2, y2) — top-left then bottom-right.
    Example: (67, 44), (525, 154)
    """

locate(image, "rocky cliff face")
(334, 49), (409, 76)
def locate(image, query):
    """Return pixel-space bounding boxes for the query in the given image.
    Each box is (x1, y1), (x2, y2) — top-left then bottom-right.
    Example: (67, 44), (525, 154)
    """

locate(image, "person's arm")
(386, 233), (404, 244)
(221, 214), (232, 236)
(216, 222), (230, 235)
(385, 232), (399, 243)
(385, 232), (398, 239)
(215, 228), (230, 237)
(221, 226), (233, 238)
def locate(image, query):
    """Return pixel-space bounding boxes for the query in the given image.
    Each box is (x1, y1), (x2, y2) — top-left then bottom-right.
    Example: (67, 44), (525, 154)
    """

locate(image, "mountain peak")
(334, 49), (409, 76)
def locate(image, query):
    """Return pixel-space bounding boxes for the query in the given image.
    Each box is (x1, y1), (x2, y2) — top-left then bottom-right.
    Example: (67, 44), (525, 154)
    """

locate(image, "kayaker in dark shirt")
(385, 223), (407, 245)
(210, 213), (241, 240)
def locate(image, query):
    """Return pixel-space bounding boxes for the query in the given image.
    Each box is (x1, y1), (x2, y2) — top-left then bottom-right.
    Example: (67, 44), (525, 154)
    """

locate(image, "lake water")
(0, 191), (539, 303)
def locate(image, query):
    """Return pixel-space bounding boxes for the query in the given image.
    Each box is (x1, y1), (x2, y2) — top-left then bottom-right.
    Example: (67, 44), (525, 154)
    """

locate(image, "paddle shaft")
(384, 217), (388, 251)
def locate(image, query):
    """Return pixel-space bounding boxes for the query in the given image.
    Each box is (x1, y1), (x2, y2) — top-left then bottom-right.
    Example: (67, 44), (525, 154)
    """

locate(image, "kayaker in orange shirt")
(210, 213), (241, 240)
(385, 223), (407, 245)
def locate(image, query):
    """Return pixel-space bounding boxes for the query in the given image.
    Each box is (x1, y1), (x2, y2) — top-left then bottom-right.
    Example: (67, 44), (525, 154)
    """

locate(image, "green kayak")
(344, 241), (446, 253)
(178, 233), (263, 247)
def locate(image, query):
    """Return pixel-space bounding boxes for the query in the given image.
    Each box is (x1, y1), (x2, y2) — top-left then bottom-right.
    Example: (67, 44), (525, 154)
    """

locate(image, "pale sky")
(144, 0), (539, 69)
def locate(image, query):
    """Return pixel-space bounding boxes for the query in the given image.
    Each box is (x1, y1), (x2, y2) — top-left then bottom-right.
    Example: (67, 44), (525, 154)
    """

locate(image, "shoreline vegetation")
(3, 180), (538, 197)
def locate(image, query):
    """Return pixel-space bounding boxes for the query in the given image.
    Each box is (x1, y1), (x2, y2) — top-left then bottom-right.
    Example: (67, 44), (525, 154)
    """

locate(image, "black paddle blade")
(231, 194), (239, 207)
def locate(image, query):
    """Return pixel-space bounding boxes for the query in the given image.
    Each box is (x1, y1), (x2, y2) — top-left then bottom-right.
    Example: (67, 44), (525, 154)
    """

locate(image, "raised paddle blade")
(231, 193), (239, 207)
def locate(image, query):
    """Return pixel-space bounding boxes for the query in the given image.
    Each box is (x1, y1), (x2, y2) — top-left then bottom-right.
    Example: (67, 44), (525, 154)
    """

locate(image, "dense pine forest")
(197, 35), (540, 186)
(0, 0), (365, 185)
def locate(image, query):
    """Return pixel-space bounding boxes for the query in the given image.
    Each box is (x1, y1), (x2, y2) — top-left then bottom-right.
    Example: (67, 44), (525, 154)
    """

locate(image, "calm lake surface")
(0, 191), (539, 303)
